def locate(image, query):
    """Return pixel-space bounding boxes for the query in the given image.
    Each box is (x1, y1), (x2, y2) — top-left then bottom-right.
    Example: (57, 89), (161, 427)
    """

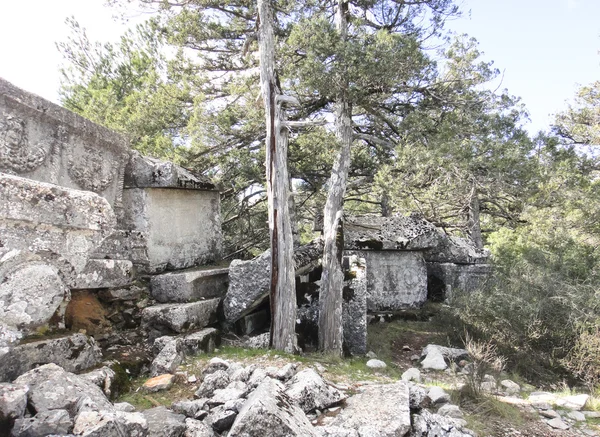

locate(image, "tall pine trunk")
(258, 0), (297, 353)
(318, 0), (351, 355)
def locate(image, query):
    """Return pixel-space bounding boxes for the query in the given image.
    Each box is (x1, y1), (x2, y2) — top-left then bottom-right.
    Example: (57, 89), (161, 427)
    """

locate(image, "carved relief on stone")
(0, 114), (50, 174)
(67, 144), (116, 193)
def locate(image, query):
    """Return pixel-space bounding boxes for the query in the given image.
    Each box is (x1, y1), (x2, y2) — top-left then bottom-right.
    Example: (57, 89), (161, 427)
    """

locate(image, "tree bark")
(467, 181), (484, 250)
(258, 0), (297, 353)
(318, 0), (351, 355)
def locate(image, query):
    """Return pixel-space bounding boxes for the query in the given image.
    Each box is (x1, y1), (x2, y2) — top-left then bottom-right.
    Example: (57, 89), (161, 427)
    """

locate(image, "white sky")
(0, 0), (599, 134)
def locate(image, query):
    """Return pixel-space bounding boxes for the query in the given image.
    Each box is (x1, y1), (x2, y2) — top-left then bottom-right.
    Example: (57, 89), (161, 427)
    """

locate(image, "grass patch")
(461, 395), (526, 435)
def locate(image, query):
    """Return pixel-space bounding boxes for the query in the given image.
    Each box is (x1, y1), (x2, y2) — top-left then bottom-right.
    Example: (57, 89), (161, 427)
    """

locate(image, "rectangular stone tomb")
(0, 78), (129, 210)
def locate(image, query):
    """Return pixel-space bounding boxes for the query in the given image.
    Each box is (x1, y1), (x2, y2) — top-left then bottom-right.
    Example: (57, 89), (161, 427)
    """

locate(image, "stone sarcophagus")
(0, 78), (129, 213)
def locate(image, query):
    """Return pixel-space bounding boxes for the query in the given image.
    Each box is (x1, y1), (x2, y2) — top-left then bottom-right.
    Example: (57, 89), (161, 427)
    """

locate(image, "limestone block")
(183, 328), (220, 355)
(0, 334), (102, 382)
(363, 251), (428, 310)
(285, 369), (347, 414)
(423, 234), (490, 264)
(121, 187), (222, 273)
(0, 173), (116, 273)
(427, 262), (493, 300)
(0, 78), (129, 210)
(151, 266), (229, 303)
(344, 214), (442, 251)
(125, 151), (215, 190)
(329, 381), (411, 437)
(142, 407), (186, 437)
(73, 259), (134, 289)
(11, 409), (73, 436)
(141, 299), (220, 337)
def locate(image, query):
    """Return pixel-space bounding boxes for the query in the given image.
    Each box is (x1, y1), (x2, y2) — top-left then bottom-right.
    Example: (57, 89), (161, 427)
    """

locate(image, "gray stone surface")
(121, 187), (222, 274)
(315, 427), (359, 437)
(401, 368), (421, 383)
(73, 258), (134, 289)
(437, 404), (464, 419)
(344, 214), (442, 251)
(500, 379), (520, 395)
(0, 250), (69, 343)
(14, 364), (113, 416)
(81, 366), (116, 398)
(363, 251), (428, 310)
(424, 234), (490, 265)
(185, 418), (216, 437)
(0, 383), (28, 424)
(73, 411), (124, 437)
(428, 386), (451, 405)
(183, 328), (219, 356)
(195, 370), (230, 398)
(11, 409), (73, 437)
(0, 173), (116, 273)
(0, 334), (102, 382)
(0, 77), (129, 210)
(547, 417), (570, 430)
(228, 378), (317, 437)
(366, 359), (387, 369)
(151, 266), (229, 303)
(408, 384), (430, 411)
(172, 399), (209, 420)
(143, 407), (186, 437)
(421, 348), (448, 371)
(427, 262), (492, 300)
(141, 299), (220, 337)
(342, 255), (367, 356)
(411, 410), (472, 437)
(329, 382), (411, 437)
(285, 369), (347, 414)
(205, 405), (237, 433)
(115, 411), (147, 437)
(151, 337), (184, 376)
(421, 345), (469, 363)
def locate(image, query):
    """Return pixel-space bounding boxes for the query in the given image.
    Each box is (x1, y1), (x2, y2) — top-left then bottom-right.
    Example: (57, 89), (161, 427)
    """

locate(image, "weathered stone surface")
(401, 368), (421, 383)
(315, 426), (359, 437)
(73, 411), (124, 437)
(14, 364), (113, 415)
(205, 405), (237, 432)
(73, 259), (134, 289)
(209, 383), (247, 406)
(121, 187), (222, 274)
(329, 382), (411, 437)
(0, 334), (102, 382)
(342, 255), (367, 356)
(81, 367), (116, 398)
(115, 411), (148, 437)
(183, 328), (219, 356)
(366, 359), (387, 369)
(0, 77), (129, 209)
(424, 234), (489, 265)
(143, 407), (186, 437)
(143, 374), (175, 393)
(11, 409), (73, 437)
(547, 417), (570, 430)
(411, 410), (472, 437)
(141, 299), (220, 337)
(0, 250), (69, 343)
(428, 386), (451, 405)
(185, 418), (216, 437)
(421, 348), (448, 371)
(98, 285), (146, 303)
(363, 251), (428, 310)
(276, 363), (297, 381)
(556, 394), (589, 411)
(437, 404), (464, 419)
(224, 240), (324, 323)
(151, 266), (229, 303)
(421, 345), (468, 363)
(500, 379), (520, 395)
(114, 402), (136, 413)
(228, 378), (317, 437)
(172, 399), (209, 420)
(285, 369), (346, 414)
(195, 370), (229, 398)
(151, 338), (183, 376)
(344, 214), (442, 251)
(0, 383), (28, 426)
(426, 263), (492, 300)
(408, 384), (430, 411)
(125, 151), (215, 190)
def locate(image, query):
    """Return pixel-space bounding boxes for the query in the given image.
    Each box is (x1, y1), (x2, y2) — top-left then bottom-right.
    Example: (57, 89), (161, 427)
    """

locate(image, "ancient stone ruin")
(0, 77), (491, 436)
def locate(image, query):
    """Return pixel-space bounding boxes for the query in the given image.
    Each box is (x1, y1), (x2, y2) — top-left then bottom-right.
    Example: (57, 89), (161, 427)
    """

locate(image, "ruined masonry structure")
(0, 78), (224, 381)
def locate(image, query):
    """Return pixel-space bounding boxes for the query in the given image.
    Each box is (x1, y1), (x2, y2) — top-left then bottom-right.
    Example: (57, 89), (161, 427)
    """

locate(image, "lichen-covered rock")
(0, 383), (28, 428)
(228, 378), (317, 437)
(150, 266), (229, 303)
(11, 409), (73, 437)
(13, 364), (113, 416)
(423, 235), (489, 264)
(185, 418), (216, 437)
(172, 399), (209, 420)
(315, 426), (359, 437)
(73, 259), (134, 289)
(205, 405), (237, 433)
(411, 410), (472, 437)
(421, 348), (447, 371)
(0, 334), (102, 382)
(428, 386), (451, 405)
(285, 369), (347, 414)
(195, 370), (230, 398)
(329, 381), (411, 437)
(421, 345), (468, 364)
(73, 411), (124, 437)
(142, 407), (186, 437)
(183, 328), (219, 356)
(141, 299), (220, 338)
(151, 337), (183, 376)
(81, 367), (116, 398)
(115, 411), (148, 437)
(203, 357), (230, 375)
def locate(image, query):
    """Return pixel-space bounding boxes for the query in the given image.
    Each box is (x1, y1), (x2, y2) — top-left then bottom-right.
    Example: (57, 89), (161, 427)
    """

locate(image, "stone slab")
(74, 259), (134, 289)
(151, 266), (229, 303)
(0, 77), (129, 210)
(363, 251), (428, 310)
(121, 188), (222, 273)
(141, 299), (220, 337)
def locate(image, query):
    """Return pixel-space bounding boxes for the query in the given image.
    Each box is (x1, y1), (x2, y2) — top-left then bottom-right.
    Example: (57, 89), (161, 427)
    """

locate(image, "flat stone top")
(344, 214), (442, 251)
(0, 77), (127, 151)
(125, 151), (216, 190)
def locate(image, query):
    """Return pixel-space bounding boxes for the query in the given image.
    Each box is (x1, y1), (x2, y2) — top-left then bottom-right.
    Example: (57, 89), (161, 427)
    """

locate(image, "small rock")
(539, 410), (560, 419)
(285, 369), (347, 413)
(437, 404), (463, 419)
(547, 417), (570, 430)
(143, 374), (175, 392)
(230, 365), (255, 383)
(143, 406), (186, 437)
(401, 368), (421, 383)
(366, 359), (386, 369)
(205, 405), (237, 432)
(567, 410), (586, 421)
(500, 379), (520, 395)
(366, 351), (377, 359)
(73, 410), (122, 437)
(410, 354), (420, 362)
(223, 399), (246, 413)
(0, 383), (28, 423)
(480, 381), (497, 393)
(115, 411), (148, 437)
(402, 345), (412, 352)
(421, 349), (447, 371)
(114, 402), (136, 413)
(203, 357), (229, 375)
(409, 384), (430, 410)
(172, 399), (209, 420)
(276, 363), (297, 381)
(428, 386), (451, 405)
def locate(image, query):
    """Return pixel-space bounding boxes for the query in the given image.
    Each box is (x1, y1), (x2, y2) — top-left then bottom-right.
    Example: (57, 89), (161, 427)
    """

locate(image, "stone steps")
(150, 265), (229, 303)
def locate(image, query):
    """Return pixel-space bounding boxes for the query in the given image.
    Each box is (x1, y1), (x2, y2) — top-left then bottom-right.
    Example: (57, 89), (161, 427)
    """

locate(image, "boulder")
(228, 378), (316, 437)
(421, 345), (468, 363)
(172, 399), (209, 420)
(0, 383), (28, 425)
(183, 328), (219, 356)
(203, 358), (230, 375)
(329, 382), (411, 437)
(141, 299), (220, 338)
(151, 266), (229, 303)
(401, 368), (421, 383)
(209, 382), (247, 406)
(408, 384), (430, 411)
(500, 379), (520, 395)
(11, 409), (73, 437)
(151, 337), (183, 376)
(285, 369), (347, 414)
(366, 359), (386, 369)
(428, 386), (451, 405)
(81, 366), (116, 398)
(14, 364), (113, 416)
(437, 404), (464, 419)
(115, 411), (148, 437)
(421, 348), (447, 371)
(185, 418), (216, 437)
(143, 407), (186, 437)
(0, 334), (102, 382)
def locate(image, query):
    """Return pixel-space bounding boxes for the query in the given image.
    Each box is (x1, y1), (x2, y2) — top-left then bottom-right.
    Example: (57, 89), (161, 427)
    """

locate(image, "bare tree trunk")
(467, 181), (484, 250)
(318, 0), (351, 355)
(258, 0), (297, 353)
